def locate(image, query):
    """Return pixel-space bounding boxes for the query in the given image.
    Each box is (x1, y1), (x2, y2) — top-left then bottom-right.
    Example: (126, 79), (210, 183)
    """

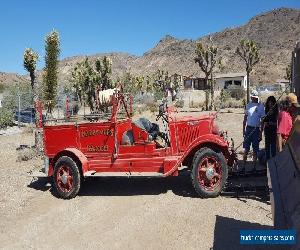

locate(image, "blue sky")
(1, 0), (300, 74)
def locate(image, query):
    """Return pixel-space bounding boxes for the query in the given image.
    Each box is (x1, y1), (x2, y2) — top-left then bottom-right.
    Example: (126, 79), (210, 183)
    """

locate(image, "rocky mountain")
(0, 72), (29, 87)
(2, 7), (300, 87)
(56, 7), (300, 85)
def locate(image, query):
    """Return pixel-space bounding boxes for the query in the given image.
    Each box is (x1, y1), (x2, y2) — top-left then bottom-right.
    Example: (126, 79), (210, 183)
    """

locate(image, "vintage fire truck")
(35, 93), (236, 199)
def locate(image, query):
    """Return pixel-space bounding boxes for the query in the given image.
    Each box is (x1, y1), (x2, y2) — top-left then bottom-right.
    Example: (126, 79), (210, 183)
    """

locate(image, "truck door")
(78, 122), (115, 158)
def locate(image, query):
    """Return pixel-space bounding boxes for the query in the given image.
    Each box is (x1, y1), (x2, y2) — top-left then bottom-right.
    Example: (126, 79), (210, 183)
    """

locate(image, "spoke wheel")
(53, 156), (81, 199)
(197, 156), (222, 191)
(56, 165), (74, 193)
(191, 148), (228, 198)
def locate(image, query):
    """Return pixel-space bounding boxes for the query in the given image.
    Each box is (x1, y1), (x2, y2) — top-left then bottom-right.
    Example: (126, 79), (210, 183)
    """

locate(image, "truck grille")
(178, 126), (201, 151)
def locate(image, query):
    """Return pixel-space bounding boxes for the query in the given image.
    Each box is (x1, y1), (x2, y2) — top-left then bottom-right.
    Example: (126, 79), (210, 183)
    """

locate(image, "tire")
(53, 156), (81, 199)
(191, 147), (228, 198)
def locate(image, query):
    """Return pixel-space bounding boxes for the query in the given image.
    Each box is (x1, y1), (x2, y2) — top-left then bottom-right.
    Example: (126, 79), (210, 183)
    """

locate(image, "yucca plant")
(194, 42), (219, 110)
(236, 39), (259, 103)
(23, 48), (43, 151)
(43, 30), (60, 114)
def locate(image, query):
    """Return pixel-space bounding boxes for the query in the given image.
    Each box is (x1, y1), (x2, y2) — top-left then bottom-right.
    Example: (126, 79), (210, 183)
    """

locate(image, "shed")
(215, 72), (247, 90)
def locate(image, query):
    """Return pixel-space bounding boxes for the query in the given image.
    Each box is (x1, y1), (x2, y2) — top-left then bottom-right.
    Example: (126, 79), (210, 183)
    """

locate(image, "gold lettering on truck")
(81, 129), (113, 137)
(87, 145), (109, 152)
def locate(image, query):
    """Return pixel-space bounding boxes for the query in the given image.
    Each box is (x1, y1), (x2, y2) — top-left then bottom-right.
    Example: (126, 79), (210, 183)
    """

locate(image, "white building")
(215, 72), (248, 90)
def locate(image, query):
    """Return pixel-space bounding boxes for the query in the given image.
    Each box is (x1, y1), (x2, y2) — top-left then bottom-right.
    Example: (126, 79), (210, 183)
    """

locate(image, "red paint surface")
(42, 93), (234, 177)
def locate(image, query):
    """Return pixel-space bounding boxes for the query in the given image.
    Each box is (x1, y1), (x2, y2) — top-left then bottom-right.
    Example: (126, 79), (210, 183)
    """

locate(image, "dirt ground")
(0, 109), (274, 250)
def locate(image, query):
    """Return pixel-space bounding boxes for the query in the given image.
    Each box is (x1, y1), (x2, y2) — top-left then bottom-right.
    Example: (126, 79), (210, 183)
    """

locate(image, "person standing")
(242, 90), (265, 171)
(277, 100), (293, 152)
(286, 93), (300, 122)
(263, 96), (278, 160)
(276, 93), (299, 152)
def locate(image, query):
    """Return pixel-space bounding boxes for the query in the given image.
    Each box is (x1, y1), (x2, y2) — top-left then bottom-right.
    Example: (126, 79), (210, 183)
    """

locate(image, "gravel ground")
(0, 110), (275, 250)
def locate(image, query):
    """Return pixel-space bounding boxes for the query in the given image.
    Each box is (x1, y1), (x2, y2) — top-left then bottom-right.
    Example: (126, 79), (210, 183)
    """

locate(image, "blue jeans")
(243, 126), (260, 153)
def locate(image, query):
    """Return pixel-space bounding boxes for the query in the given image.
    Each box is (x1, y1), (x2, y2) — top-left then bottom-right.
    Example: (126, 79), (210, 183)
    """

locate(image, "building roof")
(215, 72), (247, 79)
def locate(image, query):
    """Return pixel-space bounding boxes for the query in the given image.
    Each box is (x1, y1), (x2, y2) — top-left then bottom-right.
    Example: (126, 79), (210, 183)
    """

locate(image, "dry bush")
(23, 124), (35, 134)
(216, 98), (244, 109)
(17, 147), (38, 162)
(189, 100), (204, 109)
(133, 103), (158, 115)
(0, 108), (14, 128)
(227, 86), (246, 100)
(146, 102), (158, 113)
(174, 100), (184, 108)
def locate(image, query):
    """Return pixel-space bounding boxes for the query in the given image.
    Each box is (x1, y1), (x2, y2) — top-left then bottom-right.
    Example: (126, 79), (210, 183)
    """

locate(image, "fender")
(179, 133), (229, 163)
(164, 134), (229, 176)
(50, 148), (89, 176)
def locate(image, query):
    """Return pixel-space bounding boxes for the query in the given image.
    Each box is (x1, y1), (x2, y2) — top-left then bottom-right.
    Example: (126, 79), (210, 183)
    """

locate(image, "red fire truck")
(35, 93), (236, 199)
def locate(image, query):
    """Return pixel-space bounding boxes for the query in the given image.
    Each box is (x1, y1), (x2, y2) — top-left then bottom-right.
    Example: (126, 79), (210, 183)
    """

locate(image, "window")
(234, 80), (242, 86)
(194, 78), (207, 90)
(184, 79), (192, 89)
(224, 80), (232, 89)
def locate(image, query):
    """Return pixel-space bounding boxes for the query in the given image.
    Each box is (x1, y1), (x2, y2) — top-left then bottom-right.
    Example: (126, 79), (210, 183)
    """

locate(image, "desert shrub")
(189, 100), (205, 109)
(17, 147), (37, 162)
(146, 102), (158, 113)
(220, 89), (230, 102)
(23, 124), (35, 134)
(0, 108), (14, 128)
(227, 85), (245, 100)
(0, 82), (32, 128)
(174, 99), (184, 108)
(218, 98), (244, 109)
(3, 82), (32, 110)
(153, 90), (164, 101)
(132, 104), (148, 116)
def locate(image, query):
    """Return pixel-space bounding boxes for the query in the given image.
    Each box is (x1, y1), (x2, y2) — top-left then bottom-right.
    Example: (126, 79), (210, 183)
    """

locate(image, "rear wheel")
(191, 147), (228, 198)
(53, 156), (81, 199)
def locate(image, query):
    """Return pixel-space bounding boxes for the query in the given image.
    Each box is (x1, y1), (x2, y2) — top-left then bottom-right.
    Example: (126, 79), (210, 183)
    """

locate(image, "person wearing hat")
(286, 93), (300, 122)
(241, 90), (265, 172)
(277, 93), (300, 152)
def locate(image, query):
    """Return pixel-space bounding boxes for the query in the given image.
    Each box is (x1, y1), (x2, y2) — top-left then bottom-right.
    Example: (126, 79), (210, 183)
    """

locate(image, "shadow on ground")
(212, 215), (289, 250)
(28, 168), (269, 204)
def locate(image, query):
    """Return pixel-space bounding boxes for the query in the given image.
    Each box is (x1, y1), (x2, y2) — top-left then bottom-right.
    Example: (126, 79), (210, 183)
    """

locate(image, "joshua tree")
(23, 48), (42, 151)
(23, 48), (39, 95)
(43, 30), (60, 114)
(236, 39), (259, 103)
(71, 58), (96, 111)
(194, 42), (219, 110)
(122, 71), (134, 93)
(71, 61), (85, 105)
(95, 56), (112, 90)
(134, 76), (144, 94)
(145, 75), (153, 93)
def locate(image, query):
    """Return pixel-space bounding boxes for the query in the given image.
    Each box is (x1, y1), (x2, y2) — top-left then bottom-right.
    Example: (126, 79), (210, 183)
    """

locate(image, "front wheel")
(53, 156), (81, 199)
(191, 148), (228, 198)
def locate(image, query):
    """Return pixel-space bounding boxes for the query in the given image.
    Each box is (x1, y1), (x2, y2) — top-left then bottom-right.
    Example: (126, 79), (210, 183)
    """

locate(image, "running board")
(84, 171), (164, 177)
